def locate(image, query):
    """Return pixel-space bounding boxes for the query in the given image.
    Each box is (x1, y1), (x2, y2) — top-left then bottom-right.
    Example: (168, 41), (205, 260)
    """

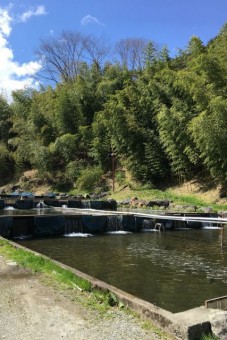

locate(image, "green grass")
(110, 186), (227, 212)
(0, 238), (91, 291)
(200, 333), (219, 340)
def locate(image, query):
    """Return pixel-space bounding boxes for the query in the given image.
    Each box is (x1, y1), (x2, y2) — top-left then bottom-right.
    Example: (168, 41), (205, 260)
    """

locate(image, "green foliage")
(65, 160), (86, 181)
(200, 333), (219, 340)
(2, 23), (227, 190)
(0, 95), (13, 143)
(76, 166), (104, 192)
(115, 170), (126, 184)
(190, 97), (227, 184)
(0, 143), (14, 184)
(54, 134), (77, 162)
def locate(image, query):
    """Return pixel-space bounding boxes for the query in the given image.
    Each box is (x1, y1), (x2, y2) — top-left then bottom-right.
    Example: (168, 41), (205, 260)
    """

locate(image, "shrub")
(0, 143), (14, 185)
(76, 166), (103, 192)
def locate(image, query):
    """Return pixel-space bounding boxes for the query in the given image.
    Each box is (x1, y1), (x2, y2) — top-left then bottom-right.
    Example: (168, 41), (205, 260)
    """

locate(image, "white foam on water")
(201, 222), (221, 230)
(142, 228), (159, 232)
(106, 230), (132, 235)
(64, 232), (93, 237)
(13, 235), (32, 240)
(175, 228), (192, 230)
(202, 226), (221, 230)
(4, 206), (15, 210)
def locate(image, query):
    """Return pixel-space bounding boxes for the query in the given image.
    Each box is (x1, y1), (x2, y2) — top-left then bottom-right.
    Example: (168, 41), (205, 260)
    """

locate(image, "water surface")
(18, 229), (227, 313)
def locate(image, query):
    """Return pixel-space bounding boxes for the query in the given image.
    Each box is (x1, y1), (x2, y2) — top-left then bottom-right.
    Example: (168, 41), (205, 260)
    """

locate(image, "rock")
(119, 198), (131, 205)
(200, 207), (214, 213)
(147, 200), (170, 209)
(6, 261), (17, 267)
(210, 311), (227, 339)
(11, 185), (21, 191)
(90, 192), (109, 199)
(137, 200), (148, 208)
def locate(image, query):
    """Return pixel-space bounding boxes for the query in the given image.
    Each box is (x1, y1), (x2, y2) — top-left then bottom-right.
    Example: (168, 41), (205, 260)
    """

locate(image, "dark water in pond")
(18, 229), (227, 313)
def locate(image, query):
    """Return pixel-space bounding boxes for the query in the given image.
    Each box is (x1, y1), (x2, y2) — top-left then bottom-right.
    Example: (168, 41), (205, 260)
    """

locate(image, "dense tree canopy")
(1, 25), (227, 190)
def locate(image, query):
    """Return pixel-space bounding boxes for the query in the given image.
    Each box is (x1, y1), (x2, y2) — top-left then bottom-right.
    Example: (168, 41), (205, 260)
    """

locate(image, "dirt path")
(0, 255), (168, 340)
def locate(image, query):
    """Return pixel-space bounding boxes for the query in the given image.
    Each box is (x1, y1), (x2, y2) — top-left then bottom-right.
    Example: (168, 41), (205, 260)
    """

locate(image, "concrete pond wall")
(0, 198), (118, 210)
(0, 212), (210, 239)
(0, 214), (153, 238)
(0, 198), (220, 238)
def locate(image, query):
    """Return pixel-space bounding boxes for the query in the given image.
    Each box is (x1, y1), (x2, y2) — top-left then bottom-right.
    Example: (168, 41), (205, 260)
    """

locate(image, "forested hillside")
(1, 24), (227, 193)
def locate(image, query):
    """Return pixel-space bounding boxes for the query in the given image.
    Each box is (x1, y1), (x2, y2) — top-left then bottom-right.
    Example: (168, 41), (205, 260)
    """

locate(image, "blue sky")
(0, 0), (226, 99)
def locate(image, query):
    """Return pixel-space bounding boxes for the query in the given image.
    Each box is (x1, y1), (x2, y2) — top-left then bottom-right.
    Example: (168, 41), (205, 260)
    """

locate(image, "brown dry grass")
(169, 180), (224, 204)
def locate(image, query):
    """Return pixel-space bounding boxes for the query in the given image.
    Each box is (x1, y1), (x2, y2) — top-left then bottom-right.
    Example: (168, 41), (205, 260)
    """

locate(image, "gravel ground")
(0, 255), (170, 340)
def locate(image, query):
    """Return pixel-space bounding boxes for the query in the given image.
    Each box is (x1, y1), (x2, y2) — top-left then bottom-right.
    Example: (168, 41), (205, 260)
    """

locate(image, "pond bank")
(0, 239), (172, 340)
(1, 237), (223, 339)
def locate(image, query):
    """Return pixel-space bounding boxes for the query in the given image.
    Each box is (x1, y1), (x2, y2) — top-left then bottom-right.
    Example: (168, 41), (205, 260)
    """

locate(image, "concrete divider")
(67, 200), (83, 208)
(0, 199), (5, 209)
(0, 217), (13, 237)
(12, 216), (34, 237)
(82, 215), (107, 234)
(15, 199), (33, 209)
(34, 215), (65, 236)
(121, 214), (137, 232)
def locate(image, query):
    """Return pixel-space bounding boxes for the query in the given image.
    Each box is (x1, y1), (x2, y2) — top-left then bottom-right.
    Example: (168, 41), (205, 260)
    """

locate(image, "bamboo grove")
(0, 24), (227, 191)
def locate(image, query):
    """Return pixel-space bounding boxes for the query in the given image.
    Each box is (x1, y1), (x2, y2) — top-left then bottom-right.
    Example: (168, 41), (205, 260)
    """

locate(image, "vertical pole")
(220, 225), (223, 249)
(219, 214), (225, 249)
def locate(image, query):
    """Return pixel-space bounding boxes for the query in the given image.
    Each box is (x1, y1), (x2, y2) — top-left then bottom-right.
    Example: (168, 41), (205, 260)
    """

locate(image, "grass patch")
(141, 320), (174, 339)
(0, 238), (91, 291)
(110, 186), (227, 212)
(200, 333), (219, 340)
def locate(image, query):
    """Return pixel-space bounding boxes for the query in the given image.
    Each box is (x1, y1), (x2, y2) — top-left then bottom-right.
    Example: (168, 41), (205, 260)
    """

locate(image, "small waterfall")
(202, 222), (221, 230)
(4, 206), (15, 210)
(82, 201), (91, 209)
(107, 215), (123, 232)
(36, 200), (49, 208)
(65, 216), (83, 234)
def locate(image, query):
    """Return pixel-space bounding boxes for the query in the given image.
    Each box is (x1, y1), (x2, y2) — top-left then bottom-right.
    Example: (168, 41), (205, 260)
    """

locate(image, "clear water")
(18, 228), (227, 313)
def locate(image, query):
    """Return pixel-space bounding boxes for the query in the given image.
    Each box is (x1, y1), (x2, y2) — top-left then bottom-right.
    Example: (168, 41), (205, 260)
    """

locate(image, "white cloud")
(19, 5), (47, 23)
(0, 6), (42, 101)
(81, 14), (104, 26)
(0, 7), (12, 36)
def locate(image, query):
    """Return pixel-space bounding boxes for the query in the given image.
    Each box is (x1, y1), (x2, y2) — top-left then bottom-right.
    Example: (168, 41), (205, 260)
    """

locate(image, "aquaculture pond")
(18, 228), (227, 313)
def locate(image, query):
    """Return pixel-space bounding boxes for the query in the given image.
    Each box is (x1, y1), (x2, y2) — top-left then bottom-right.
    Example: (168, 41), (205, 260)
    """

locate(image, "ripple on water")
(16, 229), (227, 313)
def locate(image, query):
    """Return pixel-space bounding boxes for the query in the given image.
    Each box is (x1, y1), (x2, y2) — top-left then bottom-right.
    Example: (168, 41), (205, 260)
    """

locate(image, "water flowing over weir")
(0, 204), (226, 238)
(64, 216), (84, 234)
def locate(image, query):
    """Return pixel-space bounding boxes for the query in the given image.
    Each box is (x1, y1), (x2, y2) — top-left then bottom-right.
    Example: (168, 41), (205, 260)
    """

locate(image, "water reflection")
(18, 229), (227, 313)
